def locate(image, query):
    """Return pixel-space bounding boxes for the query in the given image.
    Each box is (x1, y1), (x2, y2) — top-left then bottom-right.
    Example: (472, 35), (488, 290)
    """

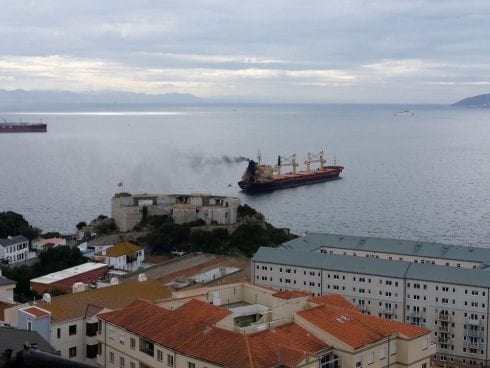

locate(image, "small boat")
(238, 151), (344, 193)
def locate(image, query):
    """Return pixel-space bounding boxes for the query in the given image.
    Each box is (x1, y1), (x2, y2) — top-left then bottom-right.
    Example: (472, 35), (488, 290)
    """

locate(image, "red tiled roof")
(100, 299), (330, 368)
(310, 294), (358, 310)
(273, 290), (312, 300)
(22, 306), (51, 318)
(298, 295), (429, 349)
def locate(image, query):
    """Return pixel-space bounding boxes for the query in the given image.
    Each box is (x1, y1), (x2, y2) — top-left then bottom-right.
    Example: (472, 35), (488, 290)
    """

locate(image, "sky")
(1, 0), (490, 103)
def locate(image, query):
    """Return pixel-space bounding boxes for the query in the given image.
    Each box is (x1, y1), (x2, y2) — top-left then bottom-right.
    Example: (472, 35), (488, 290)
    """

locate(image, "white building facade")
(252, 233), (490, 368)
(0, 235), (30, 265)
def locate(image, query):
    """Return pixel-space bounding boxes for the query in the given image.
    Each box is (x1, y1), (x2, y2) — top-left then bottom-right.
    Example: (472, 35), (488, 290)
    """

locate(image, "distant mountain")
(0, 89), (203, 105)
(452, 94), (490, 107)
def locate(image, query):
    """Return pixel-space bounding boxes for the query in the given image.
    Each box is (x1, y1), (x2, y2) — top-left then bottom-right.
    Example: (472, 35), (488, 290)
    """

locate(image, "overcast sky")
(1, 0), (489, 103)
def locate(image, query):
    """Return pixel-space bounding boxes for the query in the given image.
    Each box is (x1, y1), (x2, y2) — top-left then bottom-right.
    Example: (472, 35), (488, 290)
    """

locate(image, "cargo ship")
(0, 118), (47, 133)
(238, 151), (343, 193)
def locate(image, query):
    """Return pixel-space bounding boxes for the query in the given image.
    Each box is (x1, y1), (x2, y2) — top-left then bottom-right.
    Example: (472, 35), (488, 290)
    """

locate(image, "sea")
(1, 103), (489, 247)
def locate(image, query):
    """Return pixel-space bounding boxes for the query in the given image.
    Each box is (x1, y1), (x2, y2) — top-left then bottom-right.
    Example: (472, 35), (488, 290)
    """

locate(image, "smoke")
(187, 154), (249, 169)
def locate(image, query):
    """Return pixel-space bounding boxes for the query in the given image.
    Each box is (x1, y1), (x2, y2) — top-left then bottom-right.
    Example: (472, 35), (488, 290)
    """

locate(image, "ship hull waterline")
(238, 169), (342, 193)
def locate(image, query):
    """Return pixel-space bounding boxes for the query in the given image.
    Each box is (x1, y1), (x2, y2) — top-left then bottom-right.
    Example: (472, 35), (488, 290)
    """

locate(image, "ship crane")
(275, 154), (299, 175)
(304, 151), (326, 171)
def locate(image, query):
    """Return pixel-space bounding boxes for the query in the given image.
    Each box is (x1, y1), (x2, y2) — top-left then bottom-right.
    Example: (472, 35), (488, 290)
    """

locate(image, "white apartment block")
(252, 233), (490, 368)
(0, 235), (30, 265)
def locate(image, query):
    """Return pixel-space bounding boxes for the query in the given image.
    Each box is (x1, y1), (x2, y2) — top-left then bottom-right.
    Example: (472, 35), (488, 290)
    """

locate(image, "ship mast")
(278, 154), (299, 174)
(257, 150), (262, 165)
(305, 151), (327, 170)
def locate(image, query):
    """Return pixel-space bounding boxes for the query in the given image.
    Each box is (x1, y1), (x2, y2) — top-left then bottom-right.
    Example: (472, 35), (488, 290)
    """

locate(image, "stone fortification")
(111, 193), (240, 232)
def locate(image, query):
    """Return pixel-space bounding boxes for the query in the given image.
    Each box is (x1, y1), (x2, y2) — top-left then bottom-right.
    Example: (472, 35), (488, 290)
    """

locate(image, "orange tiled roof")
(99, 299), (330, 368)
(298, 295), (429, 349)
(102, 241), (142, 257)
(273, 290), (312, 300)
(310, 294), (359, 310)
(22, 306), (50, 318)
(35, 280), (171, 323)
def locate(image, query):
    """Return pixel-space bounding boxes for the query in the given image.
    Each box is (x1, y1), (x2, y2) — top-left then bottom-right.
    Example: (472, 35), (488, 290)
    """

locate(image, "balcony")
(139, 340), (154, 357)
(436, 313), (451, 322)
(438, 325), (449, 333)
(379, 307), (394, 315)
(464, 341), (481, 350)
(466, 318), (483, 326)
(465, 329), (483, 338)
(410, 310), (424, 317)
(438, 337), (451, 344)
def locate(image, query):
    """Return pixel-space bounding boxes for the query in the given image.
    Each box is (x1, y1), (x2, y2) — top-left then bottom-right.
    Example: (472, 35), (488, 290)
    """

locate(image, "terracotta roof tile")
(310, 294), (359, 310)
(35, 280), (171, 322)
(21, 306), (51, 318)
(100, 300), (330, 368)
(273, 290), (312, 300)
(298, 295), (429, 349)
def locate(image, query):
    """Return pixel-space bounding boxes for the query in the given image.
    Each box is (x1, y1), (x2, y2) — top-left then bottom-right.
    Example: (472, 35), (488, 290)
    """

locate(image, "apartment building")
(252, 233), (490, 368)
(96, 282), (434, 368)
(95, 241), (144, 272)
(4, 279), (171, 364)
(0, 235), (29, 265)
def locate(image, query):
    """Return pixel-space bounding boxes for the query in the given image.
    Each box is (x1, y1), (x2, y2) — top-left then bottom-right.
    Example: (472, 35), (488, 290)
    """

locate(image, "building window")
(367, 352), (374, 364)
(110, 352), (115, 363)
(356, 361), (362, 368)
(379, 347), (386, 359)
(130, 363), (135, 368)
(157, 350), (163, 362)
(188, 363), (196, 368)
(69, 324), (77, 336)
(167, 354), (174, 366)
(86, 344), (98, 359)
(120, 356), (125, 367)
(86, 322), (98, 337)
(130, 337), (135, 349)
(27, 321), (32, 331)
(69, 347), (77, 358)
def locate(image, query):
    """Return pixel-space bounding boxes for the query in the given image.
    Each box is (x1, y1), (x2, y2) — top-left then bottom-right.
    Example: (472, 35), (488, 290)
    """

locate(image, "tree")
(0, 211), (41, 240)
(76, 221), (87, 230)
(40, 232), (61, 239)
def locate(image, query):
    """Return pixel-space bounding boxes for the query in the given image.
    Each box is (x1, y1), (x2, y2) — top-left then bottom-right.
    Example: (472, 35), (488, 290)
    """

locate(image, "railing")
(438, 325), (449, 333)
(438, 337), (450, 344)
(465, 318), (482, 326)
(410, 310), (424, 317)
(464, 341), (480, 349)
(436, 313), (451, 322)
(465, 329), (483, 338)
(379, 307), (394, 315)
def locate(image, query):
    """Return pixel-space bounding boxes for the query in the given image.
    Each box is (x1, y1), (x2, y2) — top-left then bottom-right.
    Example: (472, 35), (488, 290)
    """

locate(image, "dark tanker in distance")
(238, 151), (343, 193)
(0, 118), (47, 133)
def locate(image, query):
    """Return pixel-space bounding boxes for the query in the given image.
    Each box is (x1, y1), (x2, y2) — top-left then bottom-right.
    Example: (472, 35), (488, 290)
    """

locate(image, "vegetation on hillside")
(0, 211), (41, 240)
(138, 204), (294, 257)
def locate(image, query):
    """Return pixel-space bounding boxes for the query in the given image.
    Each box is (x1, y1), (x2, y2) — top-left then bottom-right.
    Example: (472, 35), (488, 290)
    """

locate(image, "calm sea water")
(1, 104), (489, 247)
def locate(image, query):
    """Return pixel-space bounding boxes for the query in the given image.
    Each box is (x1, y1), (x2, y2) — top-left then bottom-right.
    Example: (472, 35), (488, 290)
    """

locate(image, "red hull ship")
(238, 151), (343, 193)
(0, 119), (47, 133)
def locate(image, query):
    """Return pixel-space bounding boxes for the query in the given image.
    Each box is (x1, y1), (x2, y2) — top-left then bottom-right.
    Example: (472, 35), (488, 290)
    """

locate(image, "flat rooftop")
(30, 262), (107, 284)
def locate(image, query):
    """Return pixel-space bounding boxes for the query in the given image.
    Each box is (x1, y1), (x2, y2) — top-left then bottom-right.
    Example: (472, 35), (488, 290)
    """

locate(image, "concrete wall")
(17, 309), (51, 343)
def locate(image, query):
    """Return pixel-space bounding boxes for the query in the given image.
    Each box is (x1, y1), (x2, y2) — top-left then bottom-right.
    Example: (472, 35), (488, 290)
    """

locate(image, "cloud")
(1, 1), (490, 102)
